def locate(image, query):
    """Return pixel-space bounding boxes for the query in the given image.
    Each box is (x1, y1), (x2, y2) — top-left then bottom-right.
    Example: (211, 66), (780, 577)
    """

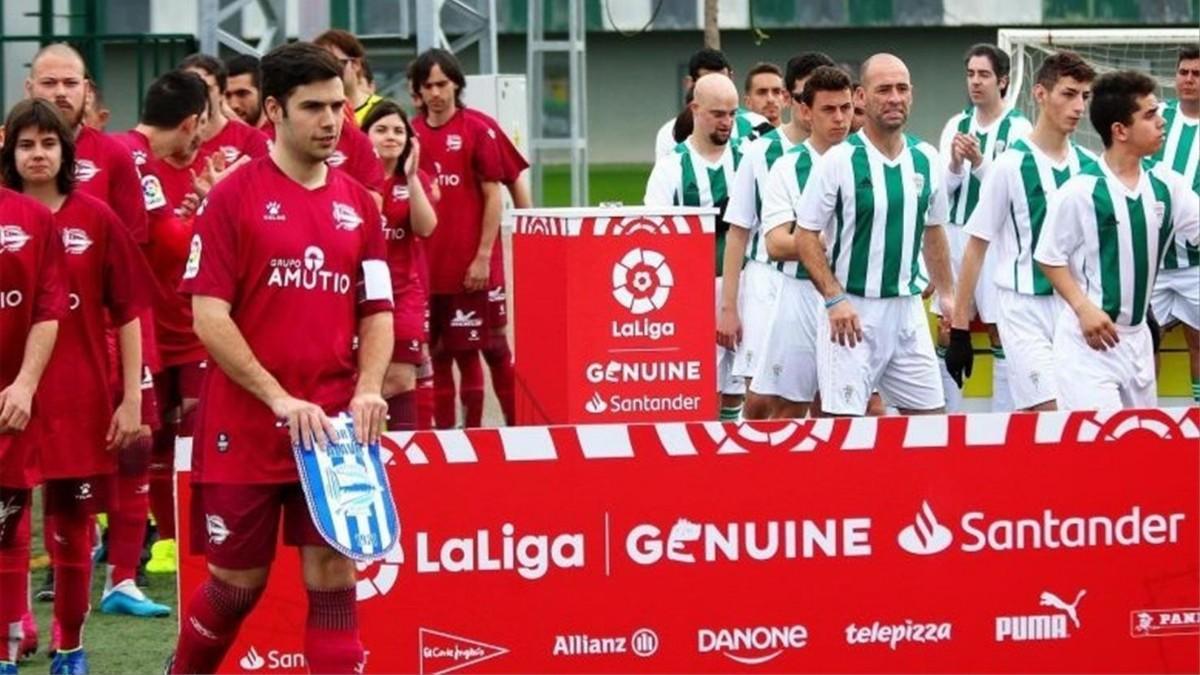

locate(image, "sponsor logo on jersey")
(449, 309), (483, 328)
(61, 228), (94, 255)
(697, 625), (808, 666)
(76, 482), (93, 500)
(912, 173), (925, 194)
(844, 620), (952, 649)
(0, 290), (25, 309)
(415, 523), (584, 580)
(130, 150), (148, 167)
(326, 150), (348, 168)
(263, 200), (286, 222)
(75, 159), (101, 181)
(220, 146), (241, 165)
(0, 225), (32, 253)
(553, 628), (659, 657)
(432, 161), (462, 187)
(1130, 608), (1200, 637)
(266, 246), (352, 294)
(216, 432), (230, 453)
(332, 201), (363, 231)
(0, 497), (21, 541)
(627, 516), (871, 566)
(996, 590), (1086, 642)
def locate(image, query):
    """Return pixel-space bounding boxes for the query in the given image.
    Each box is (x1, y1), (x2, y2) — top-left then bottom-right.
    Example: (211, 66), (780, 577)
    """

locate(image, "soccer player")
(742, 62), (786, 128)
(4, 97), (154, 672)
(645, 73), (745, 420)
(723, 52), (835, 419)
(82, 82), (110, 131)
(314, 29), (384, 126)
(946, 52), (1097, 411)
(0, 140), (66, 675)
(1035, 70), (1199, 410)
(171, 43), (391, 674)
(936, 43), (1032, 412)
(409, 49), (505, 429)
(364, 100), (438, 431)
(179, 54), (269, 170)
(794, 53), (955, 417)
(753, 65), (854, 418)
(1149, 46), (1200, 402)
(655, 49), (770, 159)
(224, 54), (265, 130)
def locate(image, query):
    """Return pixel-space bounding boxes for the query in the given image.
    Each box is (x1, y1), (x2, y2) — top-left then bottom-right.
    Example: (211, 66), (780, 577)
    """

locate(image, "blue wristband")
(824, 293), (847, 309)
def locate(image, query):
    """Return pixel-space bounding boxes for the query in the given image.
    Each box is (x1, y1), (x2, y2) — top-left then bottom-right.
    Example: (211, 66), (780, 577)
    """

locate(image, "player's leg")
(0, 490), (31, 669)
(715, 278), (745, 421)
(1185, 325), (1200, 403)
(1052, 312), (1124, 411)
(147, 366), (181, 576)
(44, 476), (112, 670)
(482, 267), (515, 425)
(815, 297), (879, 417)
(934, 225), (965, 412)
(994, 289), (1059, 412)
(736, 264), (777, 420)
(415, 350), (435, 430)
(766, 277), (820, 419)
(1117, 325), (1158, 409)
(879, 296), (947, 415)
(1163, 268), (1200, 403)
(976, 241), (1012, 412)
(383, 362), (418, 432)
(428, 296), (458, 429)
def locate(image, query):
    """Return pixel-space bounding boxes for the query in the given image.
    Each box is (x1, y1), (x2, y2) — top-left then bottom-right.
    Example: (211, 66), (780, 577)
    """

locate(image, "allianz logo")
(896, 500), (1184, 555)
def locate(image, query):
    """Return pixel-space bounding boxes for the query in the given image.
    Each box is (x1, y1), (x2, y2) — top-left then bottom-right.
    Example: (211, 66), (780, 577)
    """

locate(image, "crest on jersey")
(0, 225), (32, 253)
(995, 139), (1007, 154)
(332, 201), (363, 231)
(446, 134), (463, 151)
(391, 184), (409, 201)
(220, 146), (241, 164)
(1154, 202), (1165, 222)
(912, 173), (926, 194)
(183, 234), (202, 280)
(61, 228), (94, 255)
(74, 159), (100, 182)
(141, 174), (168, 210)
(294, 413), (401, 562)
(326, 150), (348, 168)
(131, 150), (149, 167)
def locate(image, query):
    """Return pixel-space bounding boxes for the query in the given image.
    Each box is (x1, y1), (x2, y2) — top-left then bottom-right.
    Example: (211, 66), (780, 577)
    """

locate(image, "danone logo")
(697, 625), (808, 666)
(611, 248), (672, 315)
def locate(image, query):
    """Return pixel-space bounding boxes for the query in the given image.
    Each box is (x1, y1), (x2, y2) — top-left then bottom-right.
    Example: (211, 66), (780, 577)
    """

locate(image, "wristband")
(824, 293), (847, 309)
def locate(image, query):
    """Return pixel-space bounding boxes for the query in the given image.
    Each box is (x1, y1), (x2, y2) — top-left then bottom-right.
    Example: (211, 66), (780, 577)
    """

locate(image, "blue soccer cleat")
(49, 648), (89, 675)
(0, 660), (17, 674)
(99, 580), (171, 618)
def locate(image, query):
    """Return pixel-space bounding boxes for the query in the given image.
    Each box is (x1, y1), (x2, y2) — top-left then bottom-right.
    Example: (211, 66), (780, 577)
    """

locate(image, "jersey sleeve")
(939, 115), (966, 197)
(796, 149), (842, 233)
(471, 125), (506, 184)
(241, 126), (271, 159)
(724, 146), (760, 229)
(357, 188), (394, 317)
(924, 145), (950, 227)
(32, 210), (69, 323)
(761, 155), (799, 234)
(492, 127), (529, 183)
(643, 156), (679, 207)
(345, 127), (386, 193)
(654, 119), (676, 160)
(179, 186), (240, 303)
(101, 206), (155, 326)
(1169, 169), (1200, 246)
(1034, 182), (1084, 267)
(107, 143), (151, 245)
(962, 155), (1012, 242)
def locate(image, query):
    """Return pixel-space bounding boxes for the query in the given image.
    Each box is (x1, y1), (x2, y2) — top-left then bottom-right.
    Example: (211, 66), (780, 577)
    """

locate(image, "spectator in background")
(314, 28), (384, 126)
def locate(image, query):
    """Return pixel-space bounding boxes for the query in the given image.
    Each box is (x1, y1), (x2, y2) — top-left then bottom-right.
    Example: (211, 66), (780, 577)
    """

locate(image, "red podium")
(506, 207), (718, 425)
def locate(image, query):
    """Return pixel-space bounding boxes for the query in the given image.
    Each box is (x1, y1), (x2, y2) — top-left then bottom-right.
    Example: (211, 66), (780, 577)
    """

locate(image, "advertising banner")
(507, 208), (718, 425)
(176, 407), (1200, 673)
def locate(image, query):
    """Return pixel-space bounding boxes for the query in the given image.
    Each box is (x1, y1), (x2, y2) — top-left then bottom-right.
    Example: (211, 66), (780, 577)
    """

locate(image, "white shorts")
(817, 294), (944, 415)
(994, 289), (1066, 410)
(1053, 310), (1156, 410)
(750, 276), (821, 403)
(1150, 267), (1200, 330)
(733, 261), (782, 379)
(931, 223), (999, 324)
(715, 277), (745, 396)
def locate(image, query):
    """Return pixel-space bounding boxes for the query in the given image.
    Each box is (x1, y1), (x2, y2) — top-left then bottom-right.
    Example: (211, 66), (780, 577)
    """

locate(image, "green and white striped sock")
(719, 405), (743, 422)
(1192, 377), (1200, 404)
(992, 346), (1006, 360)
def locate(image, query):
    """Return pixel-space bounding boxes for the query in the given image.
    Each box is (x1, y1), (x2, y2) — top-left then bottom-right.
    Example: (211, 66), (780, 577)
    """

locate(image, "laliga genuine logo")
(897, 501), (953, 555)
(612, 248), (672, 315)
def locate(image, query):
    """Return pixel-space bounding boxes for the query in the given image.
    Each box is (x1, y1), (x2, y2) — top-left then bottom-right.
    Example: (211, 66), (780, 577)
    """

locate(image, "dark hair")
(361, 58), (375, 85)
(141, 70), (209, 128)
(963, 43), (1011, 97)
(1, 98), (77, 195)
(179, 53), (228, 93)
(800, 65), (853, 106)
(314, 29), (366, 59)
(408, 48), (466, 107)
(688, 48), (730, 80)
(225, 53), (261, 90)
(743, 62), (783, 93)
(784, 52), (835, 93)
(1090, 70), (1157, 148)
(1181, 46), (1200, 64)
(261, 42), (343, 110)
(88, 79), (106, 109)
(361, 100), (414, 175)
(1034, 50), (1096, 92)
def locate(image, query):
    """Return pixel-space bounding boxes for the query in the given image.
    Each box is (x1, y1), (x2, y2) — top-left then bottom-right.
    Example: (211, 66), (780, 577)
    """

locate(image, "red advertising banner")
(508, 208), (718, 425)
(176, 407), (1200, 673)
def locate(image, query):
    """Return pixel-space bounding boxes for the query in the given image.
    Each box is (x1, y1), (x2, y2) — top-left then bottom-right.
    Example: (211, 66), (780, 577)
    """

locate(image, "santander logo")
(897, 501), (953, 555)
(238, 646), (265, 670)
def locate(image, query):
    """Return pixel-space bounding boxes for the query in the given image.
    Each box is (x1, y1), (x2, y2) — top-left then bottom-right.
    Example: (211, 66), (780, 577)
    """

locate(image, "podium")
(506, 206), (718, 425)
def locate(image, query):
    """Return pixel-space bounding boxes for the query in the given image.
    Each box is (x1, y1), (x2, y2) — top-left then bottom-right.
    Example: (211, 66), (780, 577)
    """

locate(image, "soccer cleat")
(34, 568), (54, 603)
(18, 611), (37, 660)
(0, 660), (17, 674)
(145, 539), (177, 574)
(49, 647), (89, 675)
(99, 580), (171, 618)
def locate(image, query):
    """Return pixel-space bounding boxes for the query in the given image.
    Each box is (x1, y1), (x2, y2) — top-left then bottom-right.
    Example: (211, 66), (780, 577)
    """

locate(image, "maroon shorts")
(393, 282), (427, 365)
(0, 486), (32, 548)
(429, 291), (489, 352)
(189, 482), (327, 570)
(43, 474), (115, 517)
(153, 361), (208, 424)
(393, 334), (424, 365)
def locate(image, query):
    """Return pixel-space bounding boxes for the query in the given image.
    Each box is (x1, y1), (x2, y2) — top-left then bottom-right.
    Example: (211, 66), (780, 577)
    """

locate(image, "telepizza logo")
(611, 247), (672, 315)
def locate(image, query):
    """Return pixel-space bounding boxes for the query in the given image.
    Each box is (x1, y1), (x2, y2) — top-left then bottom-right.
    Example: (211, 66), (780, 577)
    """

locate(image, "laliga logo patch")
(611, 248), (672, 315)
(332, 201), (363, 231)
(61, 228), (94, 255)
(74, 159), (100, 181)
(0, 225), (32, 253)
(183, 234), (202, 280)
(141, 174), (168, 210)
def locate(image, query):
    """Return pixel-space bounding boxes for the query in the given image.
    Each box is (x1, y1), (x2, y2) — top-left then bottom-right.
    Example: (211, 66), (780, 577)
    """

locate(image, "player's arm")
(642, 158), (677, 207)
(921, 151), (955, 318)
(0, 321), (58, 433)
(951, 165), (1008, 330)
(351, 312), (392, 444)
(717, 157), (758, 349)
(465, 180), (501, 291)
(107, 317), (142, 451)
(938, 117), (966, 195)
(762, 158), (802, 262)
(794, 155), (863, 347)
(405, 141), (437, 237)
(507, 175), (532, 209)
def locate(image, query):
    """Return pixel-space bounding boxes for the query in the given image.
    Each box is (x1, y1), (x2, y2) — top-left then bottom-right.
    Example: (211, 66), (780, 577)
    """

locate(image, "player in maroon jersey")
(364, 100), (438, 431)
(224, 54), (266, 130)
(179, 53), (269, 172)
(3, 98), (156, 672)
(170, 43), (392, 674)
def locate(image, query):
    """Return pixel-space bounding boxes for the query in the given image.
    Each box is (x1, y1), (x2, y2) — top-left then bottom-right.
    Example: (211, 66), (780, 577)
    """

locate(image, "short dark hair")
(141, 70), (209, 128)
(261, 42), (343, 110)
(313, 28), (366, 59)
(743, 62), (783, 93)
(964, 43), (1011, 97)
(1, 98), (77, 195)
(784, 52), (835, 93)
(800, 65), (853, 106)
(179, 53), (228, 93)
(362, 100), (413, 176)
(688, 48), (730, 80)
(225, 53), (261, 90)
(361, 58), (375, 85)
(408, 48), (466, 107)
(1180, 46), (1200, 64)
(1034, 50), (1096, 91)
(1090, 70), (1157, 148)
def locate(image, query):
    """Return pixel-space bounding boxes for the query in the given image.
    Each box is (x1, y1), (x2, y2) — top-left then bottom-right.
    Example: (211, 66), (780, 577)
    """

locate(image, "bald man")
(792, 53), (956, 416)
(645, 73), (747, 421)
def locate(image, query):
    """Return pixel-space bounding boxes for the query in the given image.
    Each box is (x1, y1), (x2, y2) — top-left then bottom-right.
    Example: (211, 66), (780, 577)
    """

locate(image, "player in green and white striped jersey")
(1148, 46), (1200, 403)
(935, 44), (1033, 413)
(1035, 70), (1200, 410)
(644, 73), (745, 419)
(721, 54), (835, 419)
(793, 54), (956, 416)
(653, 49), (772, 159)
(946, 51), (1098, 411)
(750, 66), (854, 417)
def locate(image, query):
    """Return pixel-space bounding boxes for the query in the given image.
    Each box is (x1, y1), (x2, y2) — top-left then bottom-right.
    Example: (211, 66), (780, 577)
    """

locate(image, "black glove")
(945, 328), (974, 389)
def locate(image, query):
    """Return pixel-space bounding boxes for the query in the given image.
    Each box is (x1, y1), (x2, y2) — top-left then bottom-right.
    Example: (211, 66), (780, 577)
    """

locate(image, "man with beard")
(224, 54), (266, 130)
(645, 73), (745, 420)
(742, 63), (786, 128)
(179, 54), (269, 171)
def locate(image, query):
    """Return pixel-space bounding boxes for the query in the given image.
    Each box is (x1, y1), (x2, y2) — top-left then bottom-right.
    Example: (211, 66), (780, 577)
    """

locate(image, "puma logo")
(1040, 589), (1086, 629)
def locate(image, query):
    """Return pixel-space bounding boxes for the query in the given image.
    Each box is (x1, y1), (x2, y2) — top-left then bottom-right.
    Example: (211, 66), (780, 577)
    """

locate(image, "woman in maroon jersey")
(363, 100), (437, 431)
(1, 98), (158, 673)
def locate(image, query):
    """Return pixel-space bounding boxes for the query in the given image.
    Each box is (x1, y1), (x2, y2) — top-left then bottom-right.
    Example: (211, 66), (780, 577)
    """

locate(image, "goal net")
(999, 28), (1199, 153)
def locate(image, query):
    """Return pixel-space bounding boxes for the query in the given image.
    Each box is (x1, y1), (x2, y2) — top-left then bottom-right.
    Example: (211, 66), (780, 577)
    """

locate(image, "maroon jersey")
(264, 120), (385, 194)
(194, 118), (269, 170)
(180, 157), (392, 484)
(382, 171), (434, 343)
(0, 189), (68, 488)
(463, 108), (529, 185)
(74, 125), (149, 244)
(36, 192), (152, 479)
(411, 109), (504, 295)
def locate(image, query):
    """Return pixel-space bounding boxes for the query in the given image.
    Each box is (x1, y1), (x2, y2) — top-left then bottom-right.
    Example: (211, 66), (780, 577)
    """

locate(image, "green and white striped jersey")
(726, 127), (799, 264)
(796, 130), (949, 298)
(760, 140), (827, 279)
(963, 138), (1098, 295)
(654, 107), (770, 160)
(1034, 159), (1200, 327)
(1149, 99), (1200, 269)
(644, 138), (743, 276)
(938, 105), (1032, 226)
